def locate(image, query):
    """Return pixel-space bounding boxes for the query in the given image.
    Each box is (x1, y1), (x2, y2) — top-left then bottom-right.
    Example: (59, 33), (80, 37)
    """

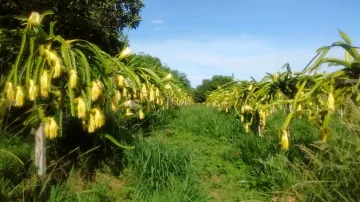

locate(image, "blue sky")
(128, 0), (360, 87)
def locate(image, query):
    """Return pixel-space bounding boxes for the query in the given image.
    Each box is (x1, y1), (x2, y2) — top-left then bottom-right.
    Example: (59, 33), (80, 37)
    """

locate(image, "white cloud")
(131, 35), (350, 87)
(153, 26), (167, 31)
(151, 20), (164, 24)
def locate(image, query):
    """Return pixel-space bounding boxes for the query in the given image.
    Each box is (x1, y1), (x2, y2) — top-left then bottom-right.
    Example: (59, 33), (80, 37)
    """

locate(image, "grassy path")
(138, 105), (266, 201)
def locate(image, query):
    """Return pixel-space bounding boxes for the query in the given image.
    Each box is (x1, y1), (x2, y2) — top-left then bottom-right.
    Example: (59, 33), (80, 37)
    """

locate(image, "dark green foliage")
(194, 75), (234, 103)
(0, 0), (144, 55)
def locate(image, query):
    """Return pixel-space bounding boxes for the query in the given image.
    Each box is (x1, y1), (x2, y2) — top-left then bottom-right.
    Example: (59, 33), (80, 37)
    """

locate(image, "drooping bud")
(117, 75), (125, 87)
(40, 70), (50, 98)
(141, 83), (148, 97)
(15, 86), (25, 107)
(139, 109), (145, 120)
(281, 129), (289, 150)
(327, 93), (335, 112)
(69, 69), (77, 88)
(76, 97), (87, 119)
(149, 88), (155, 102)
(88, 114), (96, 133)
(6, 82), (15, 102)
(28, 79), (37, 101)
(93, 108), (105, 129)
(91, 80), (103, 101)
(44, 117), (59, 139)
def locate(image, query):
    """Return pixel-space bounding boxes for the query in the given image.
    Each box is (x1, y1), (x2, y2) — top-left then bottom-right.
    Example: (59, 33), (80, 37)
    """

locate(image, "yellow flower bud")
(28, 12), (40, 26)
(141, 83), (148, 97)
(40, 70), (50, 98)
(139, 109), (145, 120)
(6, 82), (15, 102)
(76, 97), (87, 119)
(155, 87), (160, 98)
(123, 87), (128, 97)
(149, 88), (155, 102)
(245, 123), (249, 133)
(115, 90), (121, 102)
(28, 79), (37, 101)
(88, 114), (96, 133)
(44, 117), (59, 139)
(93, 108), (105, 129)
(15, 86), (25, 107)
(69, 69), (77, 88)
(91, 80), (103, 101)
(111, 99), (118, 111)
(53, 59), (62, 78)
(281, 129), (289, 150)
(117, 75), (125, 87)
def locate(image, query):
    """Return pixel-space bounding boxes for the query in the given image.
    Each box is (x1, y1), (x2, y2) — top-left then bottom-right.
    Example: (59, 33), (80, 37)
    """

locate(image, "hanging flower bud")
(111, 99), (118, 111)
(327, 93), (335, 112)
(281, 129), (289, 150)
(155, 87), (160, 98)
(53, 59), (62, 78)
(93, 108), (105, 129)
(149, 88), (155, 102)
(44, 117), (59, 139)
(240, 115), (244, 123)
(245, 123), (249, 133)
(40, 70), (50, 98)
(123, 87), (128, 97)
(114, 90), (121, 102)
(69, 69), (77, 88)
(117, 75), (125, 87)
(139, 109), (145, 120)
(6, 82), (15, 102)
(76, 97), (86, 119)
(91, 80), (103, 101)
(88, 114), (96, 133)
(15, 86), (25, 107)
(141, 83), (148, 97)
(28, 79), (37, 101)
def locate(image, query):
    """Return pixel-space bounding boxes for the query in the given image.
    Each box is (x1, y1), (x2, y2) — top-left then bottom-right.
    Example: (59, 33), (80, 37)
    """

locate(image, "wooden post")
(34, 123), (46, 181)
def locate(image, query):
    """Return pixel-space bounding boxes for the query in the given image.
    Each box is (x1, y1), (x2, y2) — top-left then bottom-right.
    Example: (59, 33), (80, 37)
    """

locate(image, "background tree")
(132, 53), (192, 92)
(0, 0), (144, 55)
(194, 75), (234, 103)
